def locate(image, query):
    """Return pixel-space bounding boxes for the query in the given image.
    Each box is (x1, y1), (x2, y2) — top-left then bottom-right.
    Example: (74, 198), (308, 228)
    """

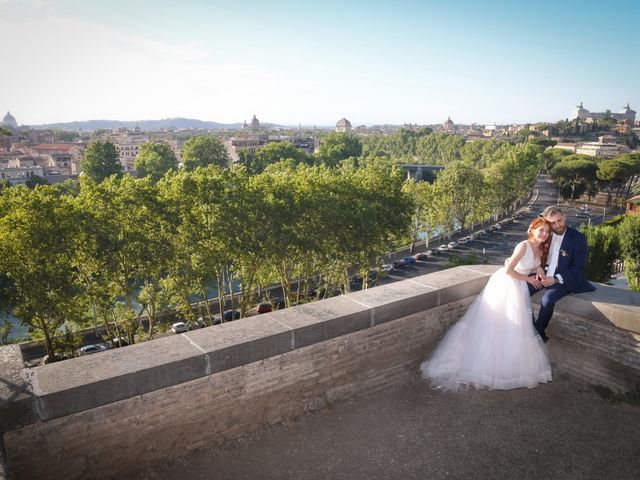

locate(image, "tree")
(542, 148), (572, 173)
(316, 132), (362, 167)
(431, 161), (484, 234)
(158, 166), (233, 324)
(551, 156), (598, 202)
(597, 158), (634, 205)
(75, 175), (172, 344)
(52, 130), (79, 142)
(181, 135), (230, 170)
(25, 175), (49, 189)
(0, 186), (85, 359)
(0, 127), (12, 136)
(80, 140), (122, 182)
(619, 215), (640, 292)
(242, 141), (308, 174)
(135, 143), (177, 182)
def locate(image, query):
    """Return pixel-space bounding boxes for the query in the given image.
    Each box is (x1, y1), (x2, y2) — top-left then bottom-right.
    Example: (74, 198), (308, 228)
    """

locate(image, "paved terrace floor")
(133, 374), (640, 480)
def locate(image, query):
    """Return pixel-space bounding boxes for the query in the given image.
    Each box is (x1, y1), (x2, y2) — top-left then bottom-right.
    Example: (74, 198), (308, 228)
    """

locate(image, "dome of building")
(250, 115), (260, 129)
(2, 111), (18, 129)
(443, 116), (454, 130)
(336, 118), (352, 132)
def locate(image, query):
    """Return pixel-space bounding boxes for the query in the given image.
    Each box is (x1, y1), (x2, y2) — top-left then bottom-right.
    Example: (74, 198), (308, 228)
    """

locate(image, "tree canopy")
(316, 132), (363, 167)
(134, 142), (177, 182)
(181, 135), (230, 170)
(80, 140), (122, 182)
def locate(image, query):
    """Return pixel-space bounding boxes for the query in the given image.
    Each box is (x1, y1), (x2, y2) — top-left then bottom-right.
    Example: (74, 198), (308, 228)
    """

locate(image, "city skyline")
(1, 0), (639, 127)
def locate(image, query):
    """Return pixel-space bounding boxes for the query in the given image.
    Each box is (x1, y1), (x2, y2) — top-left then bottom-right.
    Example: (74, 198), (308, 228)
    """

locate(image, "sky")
(1, 0), (639, 127)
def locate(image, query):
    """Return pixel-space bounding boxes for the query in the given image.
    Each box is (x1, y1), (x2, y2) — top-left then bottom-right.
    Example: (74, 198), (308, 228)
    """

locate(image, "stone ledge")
(533, 283), (640, 333)
(18, 266), (496, 423)
(3, 265), (638, 427)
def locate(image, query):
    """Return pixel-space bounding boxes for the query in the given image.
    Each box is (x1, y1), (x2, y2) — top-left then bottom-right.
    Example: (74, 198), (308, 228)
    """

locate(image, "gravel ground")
(133, 374), (640, 480)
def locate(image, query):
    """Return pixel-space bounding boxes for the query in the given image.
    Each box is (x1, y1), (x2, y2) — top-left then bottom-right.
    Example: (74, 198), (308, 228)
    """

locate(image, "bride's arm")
(505, 242), (544, 288)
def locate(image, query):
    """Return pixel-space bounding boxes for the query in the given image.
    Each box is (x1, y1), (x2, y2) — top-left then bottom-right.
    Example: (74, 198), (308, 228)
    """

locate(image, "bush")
(580, 224), (620, 283)
(619, 215), (640, 292)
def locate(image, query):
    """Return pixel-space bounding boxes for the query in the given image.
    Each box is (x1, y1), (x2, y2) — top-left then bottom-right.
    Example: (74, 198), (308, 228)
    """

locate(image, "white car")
(78, 344), (108, 356)
(458, 237), (469, 244)
(381, 264), (394, 272)
(437, 244), (449, 251)
(447, 241), (458, 249)
(171, 322), (188, 334)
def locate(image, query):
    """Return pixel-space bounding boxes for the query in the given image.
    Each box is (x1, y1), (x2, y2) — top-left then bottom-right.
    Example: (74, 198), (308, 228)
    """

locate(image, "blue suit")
(529, 227), (595, 338)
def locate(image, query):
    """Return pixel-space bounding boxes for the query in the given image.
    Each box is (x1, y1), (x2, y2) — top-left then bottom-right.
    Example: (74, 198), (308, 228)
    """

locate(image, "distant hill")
(26, 118), (246, 131)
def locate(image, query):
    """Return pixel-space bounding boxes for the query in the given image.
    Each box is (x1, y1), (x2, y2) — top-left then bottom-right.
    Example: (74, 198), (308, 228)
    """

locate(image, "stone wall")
(1, 265), (638, 480)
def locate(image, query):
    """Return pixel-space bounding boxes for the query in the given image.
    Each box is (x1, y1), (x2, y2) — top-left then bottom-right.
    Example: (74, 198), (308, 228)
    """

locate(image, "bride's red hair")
(527, 217), (552, 268)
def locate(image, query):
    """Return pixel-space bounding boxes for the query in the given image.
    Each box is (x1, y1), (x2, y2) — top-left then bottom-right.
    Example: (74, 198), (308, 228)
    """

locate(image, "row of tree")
(0, 161), (412, 359)
(548, 152), (640, 203)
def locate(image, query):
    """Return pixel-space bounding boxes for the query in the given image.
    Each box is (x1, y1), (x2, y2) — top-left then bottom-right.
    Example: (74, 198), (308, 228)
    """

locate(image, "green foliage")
(52, 130), (79, 142)
(181, 135), (230, 170)
(0, 127), (12, 136)
(484, 143), (543, 215)
(551, 156), (598, 201)
(316, 132), (362, 167)
(25, 175), (49, 189)
(134, 142), (177, 182)
(416, 132), (465, 165)
(0, 185), (85, 357)
(0, 179), (13, 192)
(580, 224), (620, 282)
(241, 141), (308, 174)
(81, 140), (122, 182)
(618, 215), (640, 292)
(431, 161), (485, 233)
(0, 319), (12, 345)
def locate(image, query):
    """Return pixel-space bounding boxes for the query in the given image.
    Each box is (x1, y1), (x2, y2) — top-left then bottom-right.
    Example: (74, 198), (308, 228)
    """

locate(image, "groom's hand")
(541, 276), (557, 287)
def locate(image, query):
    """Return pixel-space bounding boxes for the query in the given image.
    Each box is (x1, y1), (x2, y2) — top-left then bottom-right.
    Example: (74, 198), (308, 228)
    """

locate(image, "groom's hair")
(542, 206), (565, 218)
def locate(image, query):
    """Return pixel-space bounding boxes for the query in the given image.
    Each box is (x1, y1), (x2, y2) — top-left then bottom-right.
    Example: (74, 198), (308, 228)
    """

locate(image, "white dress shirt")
(546, 231), (565, 283)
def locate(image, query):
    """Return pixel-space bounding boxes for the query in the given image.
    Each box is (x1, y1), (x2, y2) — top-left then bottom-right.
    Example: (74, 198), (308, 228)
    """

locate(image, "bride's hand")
(527, 275), (543, 289)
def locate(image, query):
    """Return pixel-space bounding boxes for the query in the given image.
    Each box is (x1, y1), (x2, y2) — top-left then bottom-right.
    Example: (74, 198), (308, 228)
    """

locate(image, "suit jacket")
(554, 227), (596, 293)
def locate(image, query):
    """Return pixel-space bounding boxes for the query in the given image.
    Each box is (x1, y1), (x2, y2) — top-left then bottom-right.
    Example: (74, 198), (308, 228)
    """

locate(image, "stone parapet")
(1, 265), (638, 480)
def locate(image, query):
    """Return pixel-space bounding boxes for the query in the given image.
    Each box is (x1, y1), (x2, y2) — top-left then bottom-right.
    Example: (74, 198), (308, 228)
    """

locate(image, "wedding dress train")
(421, 241), (552, 391)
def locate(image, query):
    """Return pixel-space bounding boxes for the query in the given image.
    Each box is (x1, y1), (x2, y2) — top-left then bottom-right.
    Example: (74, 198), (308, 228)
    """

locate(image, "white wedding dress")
(421, 241), (552, 390)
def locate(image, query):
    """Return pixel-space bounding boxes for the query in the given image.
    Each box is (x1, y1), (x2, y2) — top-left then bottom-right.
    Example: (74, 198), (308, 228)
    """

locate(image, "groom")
(529, 206), (595, 342)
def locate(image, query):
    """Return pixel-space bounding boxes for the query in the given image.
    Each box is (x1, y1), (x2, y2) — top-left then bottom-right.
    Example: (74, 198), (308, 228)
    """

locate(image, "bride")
(421, 217), (553, 391)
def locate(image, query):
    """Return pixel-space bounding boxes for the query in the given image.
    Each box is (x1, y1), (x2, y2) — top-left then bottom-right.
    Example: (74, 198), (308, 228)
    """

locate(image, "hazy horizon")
(1, 0), (638, 127)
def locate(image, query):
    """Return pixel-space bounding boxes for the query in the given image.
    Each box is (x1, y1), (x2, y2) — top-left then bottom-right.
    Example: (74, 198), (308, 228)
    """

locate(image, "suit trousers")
(528, 282), (572, 336)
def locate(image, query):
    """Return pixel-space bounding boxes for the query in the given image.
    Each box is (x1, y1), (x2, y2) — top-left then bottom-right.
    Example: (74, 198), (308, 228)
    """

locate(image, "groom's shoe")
(540, 332), (549, 343)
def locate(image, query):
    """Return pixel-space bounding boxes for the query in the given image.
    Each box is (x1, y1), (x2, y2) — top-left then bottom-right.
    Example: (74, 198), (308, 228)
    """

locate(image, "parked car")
(78, 344), (108, 356)
(171, 322), (188, 334)
(458, 237), (469, 244)
(186, 318), (206, 330)
(437, 244), (449, 252)
(271, 297), (286, 310)
(425, 249), (435, 256)
(402, 256), (416, 264)
(576, 212), (591, 218)
(413, 252), (429, 261)
(381, 264), (394, 272)
(223, 310), (241, 322)
(257, 302), (273, 314)
(108, 336), (128, 348)
(447, 241), (458, 249)
(493, 223), (502, 230)
(476, 230), (487, 237)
